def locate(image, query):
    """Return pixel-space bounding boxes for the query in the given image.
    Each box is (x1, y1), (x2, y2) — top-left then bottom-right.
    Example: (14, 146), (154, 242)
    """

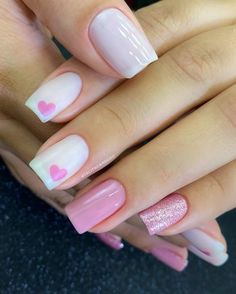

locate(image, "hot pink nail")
(65, 180), (126, 234)
(139, 194), (188, 235)
(150, 248), (188, 272)
(96, 233), (124, 250)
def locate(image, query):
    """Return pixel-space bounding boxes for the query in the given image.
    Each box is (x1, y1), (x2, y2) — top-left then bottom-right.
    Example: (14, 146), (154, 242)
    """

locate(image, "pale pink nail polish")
(150, 248), (188, 272)
(96, 233), (124, 250)
(65, 180), (126, 234)
(139, 194), (188, 235)
(89, 8), (157, 78)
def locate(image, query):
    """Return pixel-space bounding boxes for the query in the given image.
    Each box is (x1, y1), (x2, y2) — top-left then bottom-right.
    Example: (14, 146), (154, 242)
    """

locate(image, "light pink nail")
(150, 248), (188, 272)
(65, 180), (126, 234)
(89, 8), (157, 78)
(96, 233), (124, 250)
(139, 194), (188, 235)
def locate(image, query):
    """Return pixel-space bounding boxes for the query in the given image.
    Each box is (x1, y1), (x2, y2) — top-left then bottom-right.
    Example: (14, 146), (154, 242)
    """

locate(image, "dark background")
(1, 0), (236, 293)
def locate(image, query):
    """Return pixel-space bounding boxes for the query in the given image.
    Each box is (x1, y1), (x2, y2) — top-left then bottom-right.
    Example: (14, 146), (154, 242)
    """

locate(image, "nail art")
(182, 229), (226, 256)
(188, 245), (228, 266)
(96, 232), (124, 250)
(139, 194), (188, 235)
(65, 179), (126, 234)
(150, 248), (188, 272)
(89, 8), (157, 78)
(25, 72), (82, 122)
(29, 135), (89, 190)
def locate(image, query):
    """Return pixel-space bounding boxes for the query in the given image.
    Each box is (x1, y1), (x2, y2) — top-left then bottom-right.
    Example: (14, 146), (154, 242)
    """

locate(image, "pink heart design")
(38, 101), (56, 116)
(50, 165), (67, 181)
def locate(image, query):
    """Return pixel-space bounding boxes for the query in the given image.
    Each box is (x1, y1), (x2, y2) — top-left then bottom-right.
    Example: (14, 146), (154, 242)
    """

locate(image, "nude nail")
(89, 8), (157, 78)
(25, 72), (82, 122)
(29, 135), (89, 190)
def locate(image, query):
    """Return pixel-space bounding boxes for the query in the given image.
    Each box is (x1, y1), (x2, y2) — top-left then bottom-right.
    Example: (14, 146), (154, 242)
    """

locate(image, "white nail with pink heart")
(25, 72), (82, 122)
(29, 135), (89, 190)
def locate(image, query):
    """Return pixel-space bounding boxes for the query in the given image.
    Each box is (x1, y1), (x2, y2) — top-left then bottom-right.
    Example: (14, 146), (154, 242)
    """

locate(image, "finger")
(100, 222), (188, 272)
(24, 0), (236, 123)
(30, 24), (236, 191)
(22, 0), (157, 78)
(64, 83), (236, 233)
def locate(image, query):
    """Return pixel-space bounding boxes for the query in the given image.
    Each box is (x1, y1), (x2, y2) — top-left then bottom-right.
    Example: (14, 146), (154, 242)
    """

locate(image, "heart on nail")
(38, 101), (56, 117)
(50, 165), (67, 181)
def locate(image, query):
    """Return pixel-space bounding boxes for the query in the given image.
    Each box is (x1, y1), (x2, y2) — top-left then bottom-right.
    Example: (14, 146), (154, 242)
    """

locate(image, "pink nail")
(89, 8), (157, 78)
(139, 194), (188, 235)
(65, 180), (126, 234)
(150, 248), (188, 272)
(96, 233), (124, 250)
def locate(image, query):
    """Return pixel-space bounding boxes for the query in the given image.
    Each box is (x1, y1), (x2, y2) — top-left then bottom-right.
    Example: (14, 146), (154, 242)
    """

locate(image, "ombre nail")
(96, 232), (124, 250)
(25, 72), (82, 122)
(188, 245), (228, 266)
(29, 135), (89, 190)
(182, 229), (226, 256)
(65, 180), (126, 234)
(89, 8), (157, 78)
(150, 248), (188, 272)
(139, 194), (188, 235)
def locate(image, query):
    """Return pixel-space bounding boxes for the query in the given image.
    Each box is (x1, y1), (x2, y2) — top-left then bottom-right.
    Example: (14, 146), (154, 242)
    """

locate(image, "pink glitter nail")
(139, 193), (188, 235)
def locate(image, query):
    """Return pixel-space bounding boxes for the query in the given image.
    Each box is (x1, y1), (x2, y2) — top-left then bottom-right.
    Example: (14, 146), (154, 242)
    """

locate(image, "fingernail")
(65, 179), (126, 234)
(25, 72), (82, 122)
(89, 8), (157, 78)
(139, 194), (188, 235)
(96, 232), (124, 250)
(188, 245), (228, 266)
(29, 135), (89, 190)
(150, 248), (188, 272)
(182, 229), (226, 256)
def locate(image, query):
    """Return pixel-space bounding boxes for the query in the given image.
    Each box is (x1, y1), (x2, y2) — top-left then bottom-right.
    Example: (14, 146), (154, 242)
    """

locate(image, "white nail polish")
(182, 229), (225, 256)
(89, 8), (158, 78)
(25, 73), (82, 122)
(29, 135), (89, 190)
(188, 245), (229, 266)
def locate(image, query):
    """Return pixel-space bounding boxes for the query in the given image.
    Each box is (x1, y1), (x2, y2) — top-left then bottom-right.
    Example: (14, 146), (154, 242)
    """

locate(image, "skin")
(0, 0), (230, 269)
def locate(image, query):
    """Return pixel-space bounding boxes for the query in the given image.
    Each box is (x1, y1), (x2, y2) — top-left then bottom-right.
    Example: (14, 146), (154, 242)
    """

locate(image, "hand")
(23, 0), (234, 266)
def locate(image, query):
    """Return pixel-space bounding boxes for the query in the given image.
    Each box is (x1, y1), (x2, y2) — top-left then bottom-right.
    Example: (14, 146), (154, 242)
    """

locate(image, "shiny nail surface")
(96, 232), (124, 250)
(65, 180), (126, 234)
(25, 73), (82, 122)
(30, 135), (89, 190)
(89, 8), (157, 78)
(139, 194), (188, 235)
(150, 248), (188, 272)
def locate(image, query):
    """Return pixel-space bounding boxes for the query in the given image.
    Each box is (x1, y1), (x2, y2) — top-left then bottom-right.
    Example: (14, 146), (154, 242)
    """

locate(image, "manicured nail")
(96, 233), (124, 250)
(29, 135), (89, 190)
(139, 194), (188, 235)
(25, 72), (82, 122)
(65, 180), (126, 234)
(150, 248), (188, 272)
(188, 245), (228, 266)
(89, 8), (157, 78)
(182, 229), (226, 256)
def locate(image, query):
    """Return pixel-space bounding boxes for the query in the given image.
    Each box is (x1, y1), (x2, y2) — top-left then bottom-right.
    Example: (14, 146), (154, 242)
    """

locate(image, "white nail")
(25, 73), (82, 122)
(188, 245), (229, 266)
(89, 8), (157, 78)
(29, 135), (89, 190)
(182, 229), (225, 256)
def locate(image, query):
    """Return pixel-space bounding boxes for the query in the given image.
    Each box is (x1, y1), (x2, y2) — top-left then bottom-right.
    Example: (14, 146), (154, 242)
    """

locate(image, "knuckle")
(168, 41), (219, 83)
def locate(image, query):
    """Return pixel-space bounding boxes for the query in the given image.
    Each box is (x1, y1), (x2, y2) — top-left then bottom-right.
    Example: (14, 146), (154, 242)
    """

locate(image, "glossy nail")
(96, 233), (124, 250)
(29, 135), (89, 190)
(182, 229), (226, 256)
(89, 8), (157, 78)
(188, 245), (228, 266)
(25, 72), (82, 122)
(139, 194), (188, 235)
(65, 180), (126, 234)
(150, 248), (188, 272)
